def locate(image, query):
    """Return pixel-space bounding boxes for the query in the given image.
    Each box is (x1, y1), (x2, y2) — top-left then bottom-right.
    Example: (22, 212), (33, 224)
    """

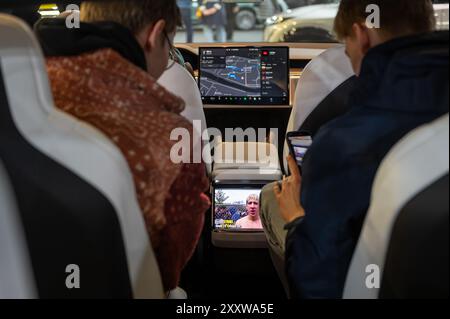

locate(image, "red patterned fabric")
(46, 48), (210, 290)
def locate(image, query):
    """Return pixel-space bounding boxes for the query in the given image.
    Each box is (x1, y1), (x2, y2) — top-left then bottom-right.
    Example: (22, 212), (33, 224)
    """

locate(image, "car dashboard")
(177, 42), (337, 109)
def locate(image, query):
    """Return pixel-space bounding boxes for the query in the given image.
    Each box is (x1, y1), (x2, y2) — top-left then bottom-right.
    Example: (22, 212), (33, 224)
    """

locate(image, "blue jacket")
(177, 0), (192, 9)
(286, 31), (449, 299)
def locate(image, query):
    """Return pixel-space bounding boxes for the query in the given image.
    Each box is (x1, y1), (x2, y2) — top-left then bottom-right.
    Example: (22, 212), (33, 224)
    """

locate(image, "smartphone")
(286, 131), (313, 168)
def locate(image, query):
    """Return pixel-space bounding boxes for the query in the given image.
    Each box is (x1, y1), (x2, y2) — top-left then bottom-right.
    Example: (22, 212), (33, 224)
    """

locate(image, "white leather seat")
(0, 14), (163, 298)
(343, 114), (449, 299)
(0, 161), (36, 299)
(158, 61), (212, 175)
(283, 45), (354, 172)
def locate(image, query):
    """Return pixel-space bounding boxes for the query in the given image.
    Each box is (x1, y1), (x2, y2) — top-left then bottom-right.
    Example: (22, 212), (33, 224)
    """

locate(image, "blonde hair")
(246, 194), (259, 204)
(80, 0), (181, 34)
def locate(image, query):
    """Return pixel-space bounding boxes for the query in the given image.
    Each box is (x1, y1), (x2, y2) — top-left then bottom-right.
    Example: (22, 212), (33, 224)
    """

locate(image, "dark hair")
(334, 0), (436, 40)
(81, 0), (182, 34)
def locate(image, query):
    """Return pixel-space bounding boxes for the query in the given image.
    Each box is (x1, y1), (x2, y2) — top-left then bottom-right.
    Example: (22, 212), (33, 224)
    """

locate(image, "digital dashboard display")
(199, 47), (289, 105)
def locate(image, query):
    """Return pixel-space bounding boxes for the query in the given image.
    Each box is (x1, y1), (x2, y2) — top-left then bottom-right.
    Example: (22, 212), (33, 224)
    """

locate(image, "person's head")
(246, 194), (260, 220)
(80, 0), (182, 79)
(334, 0), (436, 75)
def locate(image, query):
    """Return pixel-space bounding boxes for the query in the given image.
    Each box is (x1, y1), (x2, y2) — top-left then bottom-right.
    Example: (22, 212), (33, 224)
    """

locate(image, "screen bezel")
(286, 131), (313, 169)
(212, 184), (266, 233)
(198, 46), (290, 106)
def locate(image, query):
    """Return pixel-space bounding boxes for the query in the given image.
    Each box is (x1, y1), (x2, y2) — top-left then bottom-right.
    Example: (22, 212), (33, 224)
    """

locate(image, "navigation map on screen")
(199, 47), (289, 105)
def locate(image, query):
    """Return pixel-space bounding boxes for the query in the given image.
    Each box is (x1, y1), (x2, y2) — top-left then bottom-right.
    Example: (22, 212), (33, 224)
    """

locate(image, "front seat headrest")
(283, 45), (355, 173)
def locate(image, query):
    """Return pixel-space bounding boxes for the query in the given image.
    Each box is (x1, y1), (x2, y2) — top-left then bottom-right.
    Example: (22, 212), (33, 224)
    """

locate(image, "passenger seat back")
(344, 114), (449, 299)
(0, 160), (36, 299)
(380, 173), (448, 298)
(0, 14), (163, 298)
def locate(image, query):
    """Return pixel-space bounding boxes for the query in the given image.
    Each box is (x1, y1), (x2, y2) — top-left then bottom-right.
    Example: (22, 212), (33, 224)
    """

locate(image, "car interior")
(0, 0), (448, 301)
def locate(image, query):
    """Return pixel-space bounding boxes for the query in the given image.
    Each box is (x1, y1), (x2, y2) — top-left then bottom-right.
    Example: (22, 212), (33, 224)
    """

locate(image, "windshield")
(174, 0), (449, 44)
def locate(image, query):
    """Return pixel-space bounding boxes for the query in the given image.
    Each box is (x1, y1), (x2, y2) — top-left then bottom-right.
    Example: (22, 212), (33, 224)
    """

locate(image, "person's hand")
(203, 7), (219, 16)
(273, 155), (305, 223)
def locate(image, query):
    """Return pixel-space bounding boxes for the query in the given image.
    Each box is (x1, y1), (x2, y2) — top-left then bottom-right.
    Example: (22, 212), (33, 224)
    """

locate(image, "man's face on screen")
(246, 199), (259, 219)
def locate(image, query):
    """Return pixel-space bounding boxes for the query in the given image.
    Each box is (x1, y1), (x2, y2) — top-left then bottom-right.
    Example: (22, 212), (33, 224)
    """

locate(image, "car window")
(174, 0), (449, 44)
(0, 1), (448, 43)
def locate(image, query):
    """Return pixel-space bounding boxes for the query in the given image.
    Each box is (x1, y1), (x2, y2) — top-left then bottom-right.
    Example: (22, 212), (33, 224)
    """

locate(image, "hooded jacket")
(35, 18), (210, 291)
(287, 31), (449, 299)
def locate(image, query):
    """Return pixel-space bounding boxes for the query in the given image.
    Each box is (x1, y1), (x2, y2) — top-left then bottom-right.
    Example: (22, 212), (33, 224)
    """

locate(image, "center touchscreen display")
(199, 47), (289, 105)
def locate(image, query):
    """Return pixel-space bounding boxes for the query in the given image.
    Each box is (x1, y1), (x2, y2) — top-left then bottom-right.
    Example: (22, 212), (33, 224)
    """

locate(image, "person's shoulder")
(132, 76), (194, 131)
(313, 106), (373, 145)
(304, 109), (368, 167)
(309, 117), (348, 153)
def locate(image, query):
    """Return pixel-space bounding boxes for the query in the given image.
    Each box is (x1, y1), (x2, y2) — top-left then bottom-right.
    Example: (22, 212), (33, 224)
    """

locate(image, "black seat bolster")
(380, 174), (449, 299)
(0, 61), (132, 298)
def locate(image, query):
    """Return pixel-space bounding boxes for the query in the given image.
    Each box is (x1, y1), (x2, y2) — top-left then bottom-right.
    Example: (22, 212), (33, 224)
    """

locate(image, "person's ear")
(144, 19), (166, 52)
(352, 22), (371, 56)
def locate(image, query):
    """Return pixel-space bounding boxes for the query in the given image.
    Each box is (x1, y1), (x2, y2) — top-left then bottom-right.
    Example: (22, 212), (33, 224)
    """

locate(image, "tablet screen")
(214, 188), (263, 231)
(199, 47), (289, 105)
